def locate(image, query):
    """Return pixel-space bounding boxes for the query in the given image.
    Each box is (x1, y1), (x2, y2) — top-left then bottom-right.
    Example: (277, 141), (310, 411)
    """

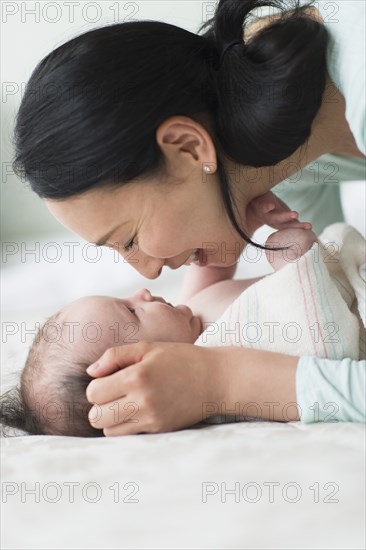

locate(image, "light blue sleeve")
(272, 154), (365, 234)
(296, 357), (366, 423)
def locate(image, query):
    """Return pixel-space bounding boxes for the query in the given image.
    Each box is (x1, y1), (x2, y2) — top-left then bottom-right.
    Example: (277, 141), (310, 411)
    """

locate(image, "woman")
(12, 0), (365, 435)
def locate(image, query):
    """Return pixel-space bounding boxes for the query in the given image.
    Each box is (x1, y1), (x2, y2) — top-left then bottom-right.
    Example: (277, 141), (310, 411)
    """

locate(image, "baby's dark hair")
(0, 312), (104, 438)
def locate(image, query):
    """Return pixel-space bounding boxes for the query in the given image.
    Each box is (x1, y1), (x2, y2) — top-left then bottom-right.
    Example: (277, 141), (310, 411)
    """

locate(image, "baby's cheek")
(152, 318), (186, 343)
(110, 321), (140, 346)
(172, 323), (197, 344)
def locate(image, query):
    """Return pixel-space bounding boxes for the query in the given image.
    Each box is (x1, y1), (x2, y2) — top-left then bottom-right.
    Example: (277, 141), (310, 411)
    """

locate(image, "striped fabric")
(195, 223), (365, 362)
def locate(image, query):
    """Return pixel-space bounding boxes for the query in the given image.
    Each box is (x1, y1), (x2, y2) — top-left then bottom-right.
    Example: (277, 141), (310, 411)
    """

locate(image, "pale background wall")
(1, 0), (216, 240)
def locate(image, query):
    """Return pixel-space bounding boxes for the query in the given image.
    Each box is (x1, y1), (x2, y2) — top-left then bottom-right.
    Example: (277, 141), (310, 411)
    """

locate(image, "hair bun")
(219, 40), (244, 66)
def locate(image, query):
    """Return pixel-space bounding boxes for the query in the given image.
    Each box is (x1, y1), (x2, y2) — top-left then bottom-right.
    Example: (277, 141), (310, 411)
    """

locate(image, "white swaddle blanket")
(195, 223), (366, 361)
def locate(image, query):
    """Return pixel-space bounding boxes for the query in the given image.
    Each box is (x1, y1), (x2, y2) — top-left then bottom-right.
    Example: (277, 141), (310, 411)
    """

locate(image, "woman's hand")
(85, 341), (221, 436)
(85, 343), (300, 436)
(245, 191), (312, 237)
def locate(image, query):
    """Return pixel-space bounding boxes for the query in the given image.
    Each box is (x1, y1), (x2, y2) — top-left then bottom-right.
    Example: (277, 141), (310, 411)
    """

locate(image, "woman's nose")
(120, 245), (164, 279)
(134, 256), (165, 280)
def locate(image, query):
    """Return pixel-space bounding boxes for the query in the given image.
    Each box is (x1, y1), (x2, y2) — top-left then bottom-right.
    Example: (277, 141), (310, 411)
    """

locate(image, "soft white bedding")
(1, 182), (365, 549)
(2, 422), (365, 549)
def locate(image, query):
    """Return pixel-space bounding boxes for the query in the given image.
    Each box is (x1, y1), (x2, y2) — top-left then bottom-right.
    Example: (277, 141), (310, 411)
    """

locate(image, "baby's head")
(0, 289), (202, 437)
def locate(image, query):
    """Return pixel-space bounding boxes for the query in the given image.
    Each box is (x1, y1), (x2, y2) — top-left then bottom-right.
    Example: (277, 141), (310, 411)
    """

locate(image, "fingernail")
(87, 362), (100, 374)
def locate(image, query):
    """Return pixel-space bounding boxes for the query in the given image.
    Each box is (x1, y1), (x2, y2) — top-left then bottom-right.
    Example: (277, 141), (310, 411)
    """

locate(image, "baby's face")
(56, 289), (202, 364)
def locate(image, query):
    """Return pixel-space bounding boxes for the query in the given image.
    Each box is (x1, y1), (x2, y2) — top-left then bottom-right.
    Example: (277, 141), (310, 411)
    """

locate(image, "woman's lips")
(192, 248), (208, 267)
(183, 248), (210, 267)
(183, 249), (199, 266)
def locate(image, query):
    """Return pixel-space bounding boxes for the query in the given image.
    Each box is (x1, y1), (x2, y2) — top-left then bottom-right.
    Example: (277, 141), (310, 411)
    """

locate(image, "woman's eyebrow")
(94, 222), (128, 247)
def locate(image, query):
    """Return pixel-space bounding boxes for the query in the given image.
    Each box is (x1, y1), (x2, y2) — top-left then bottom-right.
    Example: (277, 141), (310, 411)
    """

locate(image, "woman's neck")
(310, 73), (365, 159)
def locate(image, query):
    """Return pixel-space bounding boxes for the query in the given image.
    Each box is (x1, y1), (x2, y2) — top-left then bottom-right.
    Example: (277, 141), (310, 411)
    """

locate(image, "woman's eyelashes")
(123, 237), (136, 252)
(128, 307), (136, 315)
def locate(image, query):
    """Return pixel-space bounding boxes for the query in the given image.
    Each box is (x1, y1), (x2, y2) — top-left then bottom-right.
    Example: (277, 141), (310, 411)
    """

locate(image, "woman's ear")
(156, 116), (217, 177)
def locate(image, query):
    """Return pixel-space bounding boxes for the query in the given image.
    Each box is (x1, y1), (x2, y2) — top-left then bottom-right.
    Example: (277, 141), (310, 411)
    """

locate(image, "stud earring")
(204, 165), (211, 173)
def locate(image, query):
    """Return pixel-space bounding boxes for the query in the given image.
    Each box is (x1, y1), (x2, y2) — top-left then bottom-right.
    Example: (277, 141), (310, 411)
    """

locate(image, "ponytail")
(199, 0), (329, 166)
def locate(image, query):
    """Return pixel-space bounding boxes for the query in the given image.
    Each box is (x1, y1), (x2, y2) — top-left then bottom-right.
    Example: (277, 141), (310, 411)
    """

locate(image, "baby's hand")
(245, 191), (312, 236)
(265, 227), (318, 271)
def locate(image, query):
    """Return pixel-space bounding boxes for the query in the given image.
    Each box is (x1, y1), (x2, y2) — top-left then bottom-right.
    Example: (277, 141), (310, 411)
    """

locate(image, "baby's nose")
(151, 295), (167, 304)
(133, 288), (153, 302)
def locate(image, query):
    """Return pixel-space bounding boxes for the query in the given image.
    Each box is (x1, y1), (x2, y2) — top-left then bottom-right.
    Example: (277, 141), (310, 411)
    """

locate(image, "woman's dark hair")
(11, 0), (328, 250)
(0, 315), (104, 438)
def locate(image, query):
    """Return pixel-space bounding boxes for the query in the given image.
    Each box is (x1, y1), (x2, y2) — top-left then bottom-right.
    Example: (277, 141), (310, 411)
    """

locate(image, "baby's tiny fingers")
(280, 220), (312, 230)
(263, 202), (276, 213)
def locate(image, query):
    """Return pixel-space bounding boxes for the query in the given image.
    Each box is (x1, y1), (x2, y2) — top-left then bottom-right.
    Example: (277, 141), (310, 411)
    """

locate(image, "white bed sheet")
(1, 422), (365, 550)
(1, 182), (365, 549)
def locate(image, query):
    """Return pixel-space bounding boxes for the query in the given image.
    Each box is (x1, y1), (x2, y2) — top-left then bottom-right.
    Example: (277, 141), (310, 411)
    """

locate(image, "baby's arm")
(179, 263), (237, 302)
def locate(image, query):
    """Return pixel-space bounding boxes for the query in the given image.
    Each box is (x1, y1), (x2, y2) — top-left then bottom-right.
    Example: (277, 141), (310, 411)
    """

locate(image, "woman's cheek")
(146, 222), (192, 256)
(139, 236), (171, 259)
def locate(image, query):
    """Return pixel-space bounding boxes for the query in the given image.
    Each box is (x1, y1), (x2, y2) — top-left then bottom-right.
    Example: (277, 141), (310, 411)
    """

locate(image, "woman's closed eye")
(124, 238), (136, 252)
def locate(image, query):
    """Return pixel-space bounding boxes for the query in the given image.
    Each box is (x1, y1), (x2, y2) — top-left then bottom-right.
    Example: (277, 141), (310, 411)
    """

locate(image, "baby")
(0, 227), (319, 438)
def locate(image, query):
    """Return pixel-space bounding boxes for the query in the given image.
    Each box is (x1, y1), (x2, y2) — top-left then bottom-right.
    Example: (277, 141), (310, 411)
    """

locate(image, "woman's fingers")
(86, 341), (150, 377)
(86, 344), (153, 405)
(86, 368), (129, 405)
(88, 396), (142, 433)
(103, 423), (140, 437)
(89, 394), (164, 436)
(85, 342), (218, 436)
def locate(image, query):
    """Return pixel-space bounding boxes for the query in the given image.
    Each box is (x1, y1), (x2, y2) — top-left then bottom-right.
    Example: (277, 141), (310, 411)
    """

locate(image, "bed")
(1, 182), (365, 549)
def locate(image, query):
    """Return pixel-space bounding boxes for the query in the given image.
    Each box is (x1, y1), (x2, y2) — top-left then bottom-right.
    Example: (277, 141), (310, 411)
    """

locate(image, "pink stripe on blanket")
(304, 253), (328, 357)
(296, 257), (318, 356)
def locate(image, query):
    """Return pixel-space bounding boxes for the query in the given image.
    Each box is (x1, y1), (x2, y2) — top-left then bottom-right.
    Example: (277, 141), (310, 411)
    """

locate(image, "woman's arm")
(85, 343), (365, 436)
(210, 346), (300, 422)
(296, 356), (366, 423)
(212, 349), (366, 423)
(85, 343), (301, 435)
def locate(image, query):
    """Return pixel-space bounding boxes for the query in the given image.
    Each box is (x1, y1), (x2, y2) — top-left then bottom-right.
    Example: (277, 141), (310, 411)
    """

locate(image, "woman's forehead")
(44, 183), (150, 225)
(44, 187), (132, 238)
